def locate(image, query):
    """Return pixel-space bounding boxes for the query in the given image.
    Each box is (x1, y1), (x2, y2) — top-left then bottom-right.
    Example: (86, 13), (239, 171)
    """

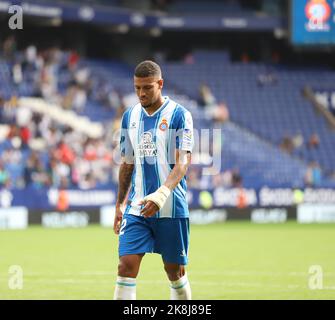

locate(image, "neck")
(144, 96), (165, 115)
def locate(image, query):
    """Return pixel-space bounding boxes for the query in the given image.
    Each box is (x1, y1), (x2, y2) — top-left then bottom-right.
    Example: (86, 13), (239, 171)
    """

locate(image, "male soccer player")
(113, 60), (193, 300)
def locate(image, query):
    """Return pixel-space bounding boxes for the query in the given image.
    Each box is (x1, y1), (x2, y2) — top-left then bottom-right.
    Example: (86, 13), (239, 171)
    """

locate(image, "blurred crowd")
(280, 132), (320, 155)
(0, 36), (126, 190)
(279, 132), (326, 186)
(0, 36), (235, 191)
(198, 83), (230, 124)
(187, 166), (243, 190)
(1, 36), (333, 192)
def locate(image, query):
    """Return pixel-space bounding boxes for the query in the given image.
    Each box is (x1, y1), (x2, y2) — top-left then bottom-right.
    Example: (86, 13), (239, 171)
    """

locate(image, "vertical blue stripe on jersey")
(178, 111), (187, 217)
(127, 107), (136, 202)
(176, 111), (189, 218)
(167, 106), (179, 170)
(167, 106), (179, 218)
(139, 111), (146, 202)
(153, 114), (161, 218)
(124, 204), (130, 215)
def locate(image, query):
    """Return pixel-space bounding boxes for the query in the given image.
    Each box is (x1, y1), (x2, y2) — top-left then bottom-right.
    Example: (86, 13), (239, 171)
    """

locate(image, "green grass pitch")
(0, 222), (334, 300)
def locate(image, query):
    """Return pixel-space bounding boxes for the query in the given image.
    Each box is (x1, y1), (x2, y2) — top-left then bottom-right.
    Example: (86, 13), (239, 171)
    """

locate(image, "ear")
(158, 79), (164, 89)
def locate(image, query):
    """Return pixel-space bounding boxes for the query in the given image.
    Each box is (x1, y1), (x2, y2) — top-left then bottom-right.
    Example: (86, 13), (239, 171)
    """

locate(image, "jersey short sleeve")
(120, 111), (134, 163)
(176, 110), (194, 153)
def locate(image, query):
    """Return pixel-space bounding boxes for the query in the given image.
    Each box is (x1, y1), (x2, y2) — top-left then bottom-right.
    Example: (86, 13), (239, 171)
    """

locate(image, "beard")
(141, 102), (152, 109)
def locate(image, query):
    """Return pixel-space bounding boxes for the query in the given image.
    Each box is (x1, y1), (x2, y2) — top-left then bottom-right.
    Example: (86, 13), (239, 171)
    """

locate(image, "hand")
(113, 205), (123, 235)
(138, 186), (171, 218)
(139, 199), (160, 218)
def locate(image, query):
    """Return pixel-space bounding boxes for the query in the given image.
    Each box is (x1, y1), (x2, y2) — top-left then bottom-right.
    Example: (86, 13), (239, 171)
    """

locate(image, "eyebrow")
(134, 84), (155, 88)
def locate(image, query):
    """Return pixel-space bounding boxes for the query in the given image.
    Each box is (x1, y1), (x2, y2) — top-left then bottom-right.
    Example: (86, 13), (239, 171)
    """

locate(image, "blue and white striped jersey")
(120, 96), (194, 218)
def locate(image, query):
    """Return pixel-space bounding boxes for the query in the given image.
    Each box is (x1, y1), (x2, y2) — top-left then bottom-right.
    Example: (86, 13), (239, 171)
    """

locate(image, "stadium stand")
(1, 42), (335, 190)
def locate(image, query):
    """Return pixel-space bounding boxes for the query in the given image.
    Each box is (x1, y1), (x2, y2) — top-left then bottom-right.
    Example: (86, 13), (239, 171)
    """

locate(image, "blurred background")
(0, 0), (335, 227)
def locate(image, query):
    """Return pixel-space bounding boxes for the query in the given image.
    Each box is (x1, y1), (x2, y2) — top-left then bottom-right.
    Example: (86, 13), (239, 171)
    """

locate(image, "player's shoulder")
(168, 101), (193, 129)
(174, 105), (193, 127)
(121, 103), (141, 123)
(123, 102), (141, 117)
(170, 100), (191, 119)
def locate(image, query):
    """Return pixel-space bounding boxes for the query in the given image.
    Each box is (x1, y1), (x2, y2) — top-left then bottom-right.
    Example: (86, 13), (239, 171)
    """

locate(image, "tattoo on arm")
(116, 162), (134, 205)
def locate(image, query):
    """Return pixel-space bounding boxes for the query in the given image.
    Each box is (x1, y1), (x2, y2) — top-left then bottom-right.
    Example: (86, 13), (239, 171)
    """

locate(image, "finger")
(140, 207), (150, 216)
(142, 203), (158, 217)
(113, 217), (119, 229)
(142, 201), (159, 213)
(140, 201), (150, 212)
(141, 205), (153, 217)
(138, 199), (146, 206)
(113, 219), (121, 234)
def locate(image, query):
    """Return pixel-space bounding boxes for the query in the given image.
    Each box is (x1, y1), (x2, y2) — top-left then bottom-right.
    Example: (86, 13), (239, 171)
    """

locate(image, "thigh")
(118, 214), (154, 257)
(153, 218), (190, 265)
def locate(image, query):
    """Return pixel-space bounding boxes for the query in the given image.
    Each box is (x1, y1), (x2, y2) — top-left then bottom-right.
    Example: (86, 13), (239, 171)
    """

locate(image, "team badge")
(305, 0), (331, 30)
(159, 118), (168, 131)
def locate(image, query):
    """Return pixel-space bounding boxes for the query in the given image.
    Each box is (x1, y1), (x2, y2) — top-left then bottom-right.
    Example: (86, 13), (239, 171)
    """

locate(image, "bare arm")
(116, 160), (134, 207)
(163, 150), (191, 191)
(114, 159), (134, 234)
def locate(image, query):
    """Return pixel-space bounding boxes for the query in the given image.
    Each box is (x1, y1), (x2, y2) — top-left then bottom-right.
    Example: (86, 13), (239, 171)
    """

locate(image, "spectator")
(308, 133), (320, 149)
(20, 126), (31, 149)
(44, 126), (62, 148)
(241, 52), (250, 64)
(199, 84), (216, 108)
(16, 104), (32, 127)
(24, 152), (39, 186)
(221, 170), (233, 187)
(23, 45), (37, 71)
(280, 135), (294, 154)
(0, 162), (10, 188)
(12, 63), (23, 86)
(31, 161), (50, 188)
(237, 188), (247, 209)
(108, 88), (124, 110)
(56, 189), (69, 212)
(54, 141), (75, 165)
(211, 101), (229, 123)
(232, 169), (243, 188)
(292, 132), (304, 150)
(257, 71), (278, 87)
(2, 35), (16, 61)
(184, 53), (195, 65)
(304, 162), (322, 187)
(68, 50), (80, 71)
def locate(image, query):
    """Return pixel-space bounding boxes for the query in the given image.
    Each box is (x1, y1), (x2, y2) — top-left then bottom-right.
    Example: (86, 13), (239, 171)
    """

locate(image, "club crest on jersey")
(159, 118), (168, 131)
(139, 131), (157, 157)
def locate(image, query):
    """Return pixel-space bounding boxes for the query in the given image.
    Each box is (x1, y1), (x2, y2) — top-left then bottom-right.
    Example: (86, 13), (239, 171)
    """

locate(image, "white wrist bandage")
(143, 185), (171, 209)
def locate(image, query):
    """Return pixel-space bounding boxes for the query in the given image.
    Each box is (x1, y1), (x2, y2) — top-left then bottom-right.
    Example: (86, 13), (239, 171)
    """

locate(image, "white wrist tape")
(143, 185), (171, 209)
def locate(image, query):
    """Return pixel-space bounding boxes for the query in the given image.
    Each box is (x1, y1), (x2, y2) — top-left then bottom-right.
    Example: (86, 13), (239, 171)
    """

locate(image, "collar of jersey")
(141, 96), (170, 117)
